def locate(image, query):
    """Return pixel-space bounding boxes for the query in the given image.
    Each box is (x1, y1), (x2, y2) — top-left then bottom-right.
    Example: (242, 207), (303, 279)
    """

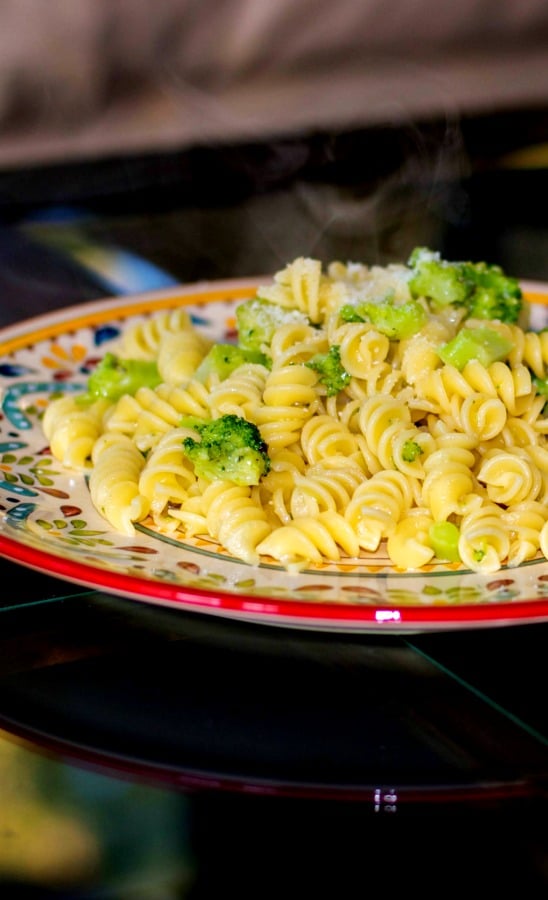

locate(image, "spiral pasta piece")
(519, 329), (548, 378)
(89, 433), (149, 535)
(521, 444), (548, 504)
(449, 392), (508, 441)
(476, 447), (542, 505)
(256, 510), (360, 568)
(501, 416), (541, 448)
(538, 518), (548, 565)
(386, 510), (436, 569)
(388, 427), (436, 479)
(257, 447), (308, 523)
(421, 446), (480, 520)
(157, 329), (212, 384)
(395, 320), (456, 384)
(527, 396), (548, 435)
(156, 380), (212, 420)
(202, 481), (272, 564)
(269, 322), (328, 368)
(253, 364), (318, 452)
(258, 257), (329, 323)
(502, 501), (548, 566)
(138, 427), (198, 522)
(461, 360), (533, 416)
(345, 470), (416, 551)
(104, 385), (182, 451)
(458, 503), (511, 574)
(207, 363), (269, 419)
(104, 378), (213, 453)
(116, 309), (194, 359)
(485, 321), (548, 378)
(283, 457), (365, 520)
(415, 364), (475, 415)
(300, 413), (360, 465)
(356, 395), (412, 470)
(346, 362), (408, 403)
(43, 396), (111, 470)
(332, 322), (390, 377)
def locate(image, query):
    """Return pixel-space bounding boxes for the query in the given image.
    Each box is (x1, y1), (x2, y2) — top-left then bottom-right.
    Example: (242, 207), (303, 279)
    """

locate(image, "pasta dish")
(41, 249), (548, 576)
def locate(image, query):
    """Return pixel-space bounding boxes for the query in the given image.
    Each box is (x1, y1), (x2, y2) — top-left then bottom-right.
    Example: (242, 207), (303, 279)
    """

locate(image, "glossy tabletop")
(1, 116), (548, 895)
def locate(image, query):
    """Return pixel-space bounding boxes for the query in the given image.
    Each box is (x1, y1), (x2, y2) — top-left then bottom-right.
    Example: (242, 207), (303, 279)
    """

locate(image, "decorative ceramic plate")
(1, 278), (548, 634)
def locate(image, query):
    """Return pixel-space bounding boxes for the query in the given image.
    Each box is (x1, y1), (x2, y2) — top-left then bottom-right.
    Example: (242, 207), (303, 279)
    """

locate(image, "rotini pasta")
(116, 309), (194, 359)
(206, 363), (269, 419)
(156, 328), (212, 384)
(300, 414), (361, 465)
(458, 502), (511, 574)
(172, 480), (272, 565)
(256, 510), (360, 568)
(138, 426), (199, 523)
(345, 470), (416, 551)
(266, 456), (366, 522)
(422, 445), (480, 520)
(252, 364), (318, 453)
(103, 385), (183, 452)
(269, 321), (329, 368)
(103, 380), (211, 452)
(42, 250), (548, 577)
(257, 256), (339, 323)
(332, 321), (391, 377)
(89, 433), (149, 535)
(502, 500), (548, 566)
(387, 510), (436, 569)
(42, 395), (111, 470)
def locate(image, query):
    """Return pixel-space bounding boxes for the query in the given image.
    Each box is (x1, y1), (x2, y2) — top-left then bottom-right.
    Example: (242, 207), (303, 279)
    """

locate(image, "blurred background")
(0, 0), (547, 320)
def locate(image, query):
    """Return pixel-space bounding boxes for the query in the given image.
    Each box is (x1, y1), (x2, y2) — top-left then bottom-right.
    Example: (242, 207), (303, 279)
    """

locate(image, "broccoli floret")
(182, 414), (271, 485)
(83, 352), (161, 402)
(305, 345), (350, 396)
(340, 295), (427, 339)
(462, 260), (523, 322)
(408, 247), (522, 323)
(401, 440), (424, 463)
(437, 326), (514, 370)
(408, 247), (472, 308)
(339, 305), (365, 323)
(236, 297), (309, 355)
(194, 343), (267, 382)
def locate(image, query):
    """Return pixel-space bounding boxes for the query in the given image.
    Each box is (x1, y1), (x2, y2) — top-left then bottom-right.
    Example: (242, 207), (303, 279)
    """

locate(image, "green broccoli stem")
(437, 327), (513, 370)
(84, 352), (161, 402)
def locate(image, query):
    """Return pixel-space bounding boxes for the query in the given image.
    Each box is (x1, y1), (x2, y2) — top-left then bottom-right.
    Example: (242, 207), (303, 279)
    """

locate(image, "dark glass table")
(1, 111), (548, 896)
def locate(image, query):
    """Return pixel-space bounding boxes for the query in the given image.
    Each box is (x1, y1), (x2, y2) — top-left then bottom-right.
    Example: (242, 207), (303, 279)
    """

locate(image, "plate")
(1, 277), (548, 634)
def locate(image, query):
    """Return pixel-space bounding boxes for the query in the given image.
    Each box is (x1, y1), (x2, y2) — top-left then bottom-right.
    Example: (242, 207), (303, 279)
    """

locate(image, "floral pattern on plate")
(1, 280), (548, 632)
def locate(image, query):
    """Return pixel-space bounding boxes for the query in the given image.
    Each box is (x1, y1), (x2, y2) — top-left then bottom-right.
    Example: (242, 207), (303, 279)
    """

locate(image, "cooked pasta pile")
(41, 254), (548, 574)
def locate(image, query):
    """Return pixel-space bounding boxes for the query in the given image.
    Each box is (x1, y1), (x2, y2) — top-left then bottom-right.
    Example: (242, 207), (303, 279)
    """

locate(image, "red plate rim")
(3, 531), (548, 631)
